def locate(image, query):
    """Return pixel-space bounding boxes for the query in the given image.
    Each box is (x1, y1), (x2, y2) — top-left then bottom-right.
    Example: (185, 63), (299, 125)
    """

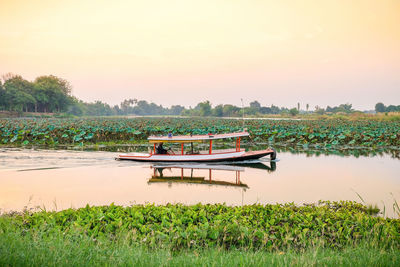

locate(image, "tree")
(86, 101), (114, 116)
(170, 105), (184, 115)
(259, 106), (272, 114)
(338, 103), (353, 113)
(197, 101), (212, 116)
(386, 105), (400, 112)
(0, 81), (5, 109)
(297, 102), (300, 111)
(222, 104), (240, 117)
(270, 105), (281, 114)
(2, 72), (18, 81)
(67, 97), (86, 116)
(32, 84), (49, 112)
(3, 76), (36, 112)
(306, 103), (309, 112)
(289, 108), (299, 116)
(4, 87), (35, 112)
(212, 104), (224, 117)
(112, 105), (122, 115)
(326, 103), (353, 114)
(375, 102), (386, 113)
(120, 98), (137, 114)
(34, 75), (72, 112)
(249, 101), (261, 109)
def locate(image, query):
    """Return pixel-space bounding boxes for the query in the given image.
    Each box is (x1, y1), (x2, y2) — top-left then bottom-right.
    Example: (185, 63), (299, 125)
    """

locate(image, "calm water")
(0, 148), (399, 217)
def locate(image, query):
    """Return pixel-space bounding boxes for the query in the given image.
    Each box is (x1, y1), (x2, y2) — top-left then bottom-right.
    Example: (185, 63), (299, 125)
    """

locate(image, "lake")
(0, 148), (399, 217)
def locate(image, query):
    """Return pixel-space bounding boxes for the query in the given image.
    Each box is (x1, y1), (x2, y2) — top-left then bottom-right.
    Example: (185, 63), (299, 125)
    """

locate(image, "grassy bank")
(1, 202), (399, 266)
(1, 232), (399, 266)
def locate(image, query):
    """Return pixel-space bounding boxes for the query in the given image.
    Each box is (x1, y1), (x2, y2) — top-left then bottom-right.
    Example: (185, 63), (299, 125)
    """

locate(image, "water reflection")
(150, 165), (249, 188)
(149, 162), (276, 190)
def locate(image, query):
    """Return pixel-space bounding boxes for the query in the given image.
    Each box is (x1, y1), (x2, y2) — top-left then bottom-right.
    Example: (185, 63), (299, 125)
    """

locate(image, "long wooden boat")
(117, 131), (276, 162)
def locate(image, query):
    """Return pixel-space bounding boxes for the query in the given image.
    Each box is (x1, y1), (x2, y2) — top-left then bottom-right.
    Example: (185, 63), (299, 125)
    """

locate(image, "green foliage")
(326, 103), (353, 113)
(375, 102), (400, 113)
(1, 73), (72, 113)
(196, 101), (212, 116)
(289, 108), (299, 116)
(0, 117), (399, 148)
(1, 202), (399, 252)
(3, 75), (36, 112)
(376, 102), (386, 113)
(33, 75), (72, 112)
(0, 81), (4, 109)
(212, 104), (224, 117)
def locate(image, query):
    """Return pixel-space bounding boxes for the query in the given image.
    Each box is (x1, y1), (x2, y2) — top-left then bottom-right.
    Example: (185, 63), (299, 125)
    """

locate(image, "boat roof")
(148, 131), (249, 143)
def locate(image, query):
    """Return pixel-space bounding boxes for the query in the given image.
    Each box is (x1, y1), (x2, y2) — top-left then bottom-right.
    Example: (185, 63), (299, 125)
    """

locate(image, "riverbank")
(0, 202), (400, 266)
(1, 235), (399, 266)
(1, 202), (399, 266)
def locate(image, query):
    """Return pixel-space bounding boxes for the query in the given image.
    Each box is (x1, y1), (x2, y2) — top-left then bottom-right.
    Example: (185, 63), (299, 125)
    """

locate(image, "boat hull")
(117, 149), (275, 162)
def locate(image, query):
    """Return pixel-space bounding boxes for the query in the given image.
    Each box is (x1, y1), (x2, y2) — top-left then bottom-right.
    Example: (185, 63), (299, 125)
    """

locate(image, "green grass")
(1, 230), (399, 266)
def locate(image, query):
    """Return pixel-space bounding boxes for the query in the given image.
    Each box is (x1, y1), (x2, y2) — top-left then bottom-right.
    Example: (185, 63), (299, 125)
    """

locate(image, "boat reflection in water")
(148, 161), (276, 190)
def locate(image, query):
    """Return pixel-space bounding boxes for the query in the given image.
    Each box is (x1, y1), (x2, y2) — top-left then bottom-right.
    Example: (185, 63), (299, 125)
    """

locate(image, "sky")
(0, 0), (399, 110)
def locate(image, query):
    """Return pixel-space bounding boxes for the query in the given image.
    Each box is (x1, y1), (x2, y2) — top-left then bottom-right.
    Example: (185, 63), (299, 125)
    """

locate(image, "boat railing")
(149, 148), (245, 156)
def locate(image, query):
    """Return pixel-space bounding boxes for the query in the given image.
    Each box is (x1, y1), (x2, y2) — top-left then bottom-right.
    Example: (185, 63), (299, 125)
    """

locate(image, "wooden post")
(238, 137), (241, 151)
(153, 143), (156, 154)
(181, 143), (184, 155)
(181, 168), (183, 179)
(209, 169), (212, 182)
(209, 140), (213, 154)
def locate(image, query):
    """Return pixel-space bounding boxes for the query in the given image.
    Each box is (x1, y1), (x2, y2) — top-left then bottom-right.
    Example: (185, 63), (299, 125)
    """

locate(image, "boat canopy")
(148, 131), (249, 143)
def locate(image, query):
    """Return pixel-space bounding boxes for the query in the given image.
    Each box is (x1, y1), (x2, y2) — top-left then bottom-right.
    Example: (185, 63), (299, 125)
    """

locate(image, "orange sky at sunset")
(1, 0), (399, 109)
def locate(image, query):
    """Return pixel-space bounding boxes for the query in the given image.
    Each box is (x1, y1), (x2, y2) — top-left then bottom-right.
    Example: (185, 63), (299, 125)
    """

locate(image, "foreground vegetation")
(1, 202), (399, 266)
(1, 117), (399, 149)
(1, 235), (399, 266)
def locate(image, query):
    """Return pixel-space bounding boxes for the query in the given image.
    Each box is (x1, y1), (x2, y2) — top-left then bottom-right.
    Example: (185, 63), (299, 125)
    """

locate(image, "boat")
(117, 131), (276, 162)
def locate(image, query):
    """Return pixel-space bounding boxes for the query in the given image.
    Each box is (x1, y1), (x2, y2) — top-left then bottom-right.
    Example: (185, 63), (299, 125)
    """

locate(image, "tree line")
(0, 73), (72, 113)
(375, 103), (400, 113)
(1, 73), (398, 116)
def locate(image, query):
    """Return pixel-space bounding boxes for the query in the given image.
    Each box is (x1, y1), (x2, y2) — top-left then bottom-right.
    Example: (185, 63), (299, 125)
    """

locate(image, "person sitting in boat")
(156, 143), (168, 154)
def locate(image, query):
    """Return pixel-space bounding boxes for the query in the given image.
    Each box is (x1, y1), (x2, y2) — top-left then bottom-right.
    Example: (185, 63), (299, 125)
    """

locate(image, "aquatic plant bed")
(1, 117), (399, 148)
(1, 202), (399, 266)
(1, 202), (399, 250)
